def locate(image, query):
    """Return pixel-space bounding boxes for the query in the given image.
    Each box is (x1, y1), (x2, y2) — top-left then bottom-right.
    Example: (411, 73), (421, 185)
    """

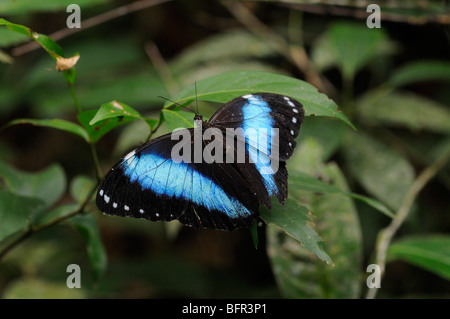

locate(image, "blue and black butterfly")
(96, 93), (304, 230)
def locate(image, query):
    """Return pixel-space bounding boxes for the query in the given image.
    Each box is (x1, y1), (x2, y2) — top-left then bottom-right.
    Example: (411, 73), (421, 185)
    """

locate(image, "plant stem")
(365, 149), (450, 299)
(90, 143), (102, 183)
(67, 77), (102, 182)
(0, 182), (100, 260)
(68, 82), (82, 114)
(146, 118), (163, 141)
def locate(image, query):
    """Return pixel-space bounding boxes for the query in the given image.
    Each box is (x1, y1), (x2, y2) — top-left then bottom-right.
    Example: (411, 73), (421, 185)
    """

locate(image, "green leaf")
(68, 214), (107, 283)
(249, 222), (259, 249)
(267, 137), (362, 298)
(345, 193), (395, 219)
(0, 19), (64, 59)
(167, 70), (353, 129)
(3, 118), (89, 142)
(357, 90), (450, 134)
(301, 117), (347, 161)
(169, 29), (276, 74)
(387, 235), (450, 281)
(0, 190), (45, 243)
(342, 131), (415, 211)
(261, 200), (332, 265)
(309, 163), (363, 298)
(0, 161), (66, 208)
(288, 170), (394, 218)
(311, 33), (337, 73)
(144, 118), (159, 130)
(168, 29), (282, 87)
(32, 173), (96, 229)
(0, 19), (79, 86)
(318, 22), (391, 80)
(32, 203), (80, 228)
(289, 170), (340, 194)
(162, 109), (195, 131)
(388, 60), (450, 87)
(70, 175), (96, 204)
(85, 101), (157, 143)
(34, 33), (64, 58)
(0, 162), (69, 246)
(0, 18), (31, 37)
(89, 101), (143, 125)
(77, 109), (135, 144)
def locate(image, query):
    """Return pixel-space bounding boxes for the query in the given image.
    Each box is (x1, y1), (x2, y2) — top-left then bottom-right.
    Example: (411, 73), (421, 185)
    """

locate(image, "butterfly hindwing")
(208, 93), (304, 205)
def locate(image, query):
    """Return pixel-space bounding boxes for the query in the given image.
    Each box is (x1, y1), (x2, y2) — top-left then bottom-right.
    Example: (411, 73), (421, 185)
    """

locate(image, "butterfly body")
(96, 93), (304, 230)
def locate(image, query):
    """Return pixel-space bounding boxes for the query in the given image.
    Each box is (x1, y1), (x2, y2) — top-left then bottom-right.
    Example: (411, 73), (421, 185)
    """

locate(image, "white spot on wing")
(104, 195), (110, 203)
(124, 205), (129, 211)
(113, 202), (118, 208)
(155, 213), (160, 217)
(139, 209), (144, 214)
(292, 118), (297, 123)
(287, 100), (295, 107)
(293, 108), (299, 113)
(290, 130), (294, 136)
(243, 94), (253, 99)
(99, 189), (104, 196)
(124, 150), (136, 161)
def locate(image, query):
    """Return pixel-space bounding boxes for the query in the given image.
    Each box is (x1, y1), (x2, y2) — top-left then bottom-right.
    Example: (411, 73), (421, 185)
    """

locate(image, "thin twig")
(68, 82), (82, 113)
(66, 73), (102, 181)
(366, 148), (450, 299)
(145, 42), (179, 96)
(220, 0), (329, 93)
(90, 143), (102, 183)
(283, 3), (450, 25)
(12, 0), (172, 56)
(0, 182), (100, 260)
(144, 41), (180, 141)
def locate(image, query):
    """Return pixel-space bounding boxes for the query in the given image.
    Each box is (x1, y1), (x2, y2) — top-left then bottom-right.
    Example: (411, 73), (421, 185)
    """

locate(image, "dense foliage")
(0, 0), (449, 298)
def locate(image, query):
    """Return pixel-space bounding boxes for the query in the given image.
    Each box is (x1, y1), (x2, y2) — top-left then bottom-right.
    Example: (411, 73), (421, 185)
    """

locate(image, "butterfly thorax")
(194, 114), (203, 121)
(194, 114), (208, 130)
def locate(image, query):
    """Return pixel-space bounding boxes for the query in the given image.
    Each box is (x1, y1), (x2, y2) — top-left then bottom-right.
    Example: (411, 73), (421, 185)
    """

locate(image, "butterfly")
(96, 93), (304, 231)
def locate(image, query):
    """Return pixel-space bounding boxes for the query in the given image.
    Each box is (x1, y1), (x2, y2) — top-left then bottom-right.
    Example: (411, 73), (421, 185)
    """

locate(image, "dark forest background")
(0, 0), (449, 299)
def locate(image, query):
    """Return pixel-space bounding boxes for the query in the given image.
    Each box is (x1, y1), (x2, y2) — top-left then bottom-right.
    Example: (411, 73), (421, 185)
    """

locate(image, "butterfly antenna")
(158, 96), (195, 114)
(195, 81), (199, 116)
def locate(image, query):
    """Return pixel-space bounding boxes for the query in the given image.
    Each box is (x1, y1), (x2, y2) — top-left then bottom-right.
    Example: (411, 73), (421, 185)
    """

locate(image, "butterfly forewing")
(96, 131), (258, 230)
